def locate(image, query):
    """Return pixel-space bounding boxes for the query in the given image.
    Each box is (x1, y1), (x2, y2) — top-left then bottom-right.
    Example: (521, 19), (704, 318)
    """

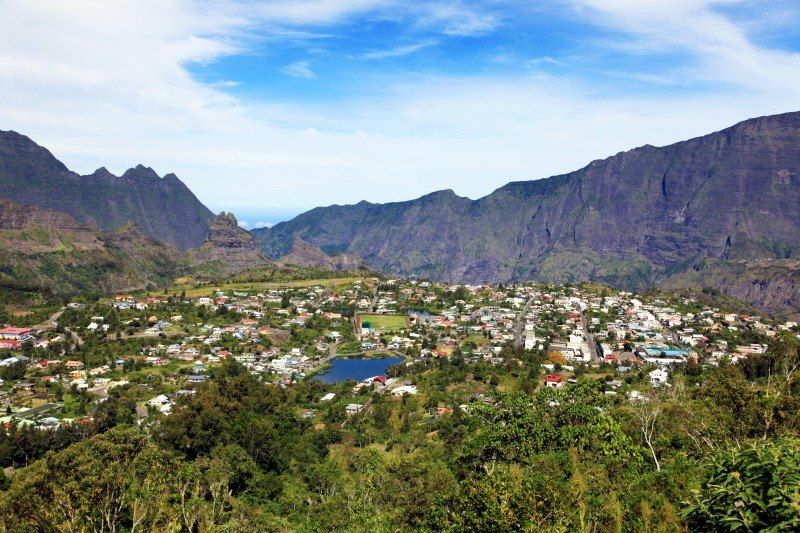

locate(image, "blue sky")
(1, 1), (799, 228)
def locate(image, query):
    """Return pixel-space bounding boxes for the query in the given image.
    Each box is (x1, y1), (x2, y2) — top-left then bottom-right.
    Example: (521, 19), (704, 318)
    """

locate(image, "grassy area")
(358, 313), (408, 331)
(169, 276), (368, 298)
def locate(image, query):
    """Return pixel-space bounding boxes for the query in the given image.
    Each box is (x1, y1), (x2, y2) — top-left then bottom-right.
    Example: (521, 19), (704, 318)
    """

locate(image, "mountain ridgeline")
(0, 130), (215, 250)
(254, 111), (800, 314)
(1, 113), (799, 315)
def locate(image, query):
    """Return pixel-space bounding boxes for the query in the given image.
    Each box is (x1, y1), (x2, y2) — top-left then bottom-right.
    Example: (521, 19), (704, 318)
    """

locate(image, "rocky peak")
(204, 212), (257, 251)
(121, 164), (161, 182)
(87, 166), (115, 179)
(0, 130), (69, 173)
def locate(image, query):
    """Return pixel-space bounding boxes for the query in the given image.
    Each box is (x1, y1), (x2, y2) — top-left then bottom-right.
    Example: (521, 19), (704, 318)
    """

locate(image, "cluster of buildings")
(1, 274), (797, 430)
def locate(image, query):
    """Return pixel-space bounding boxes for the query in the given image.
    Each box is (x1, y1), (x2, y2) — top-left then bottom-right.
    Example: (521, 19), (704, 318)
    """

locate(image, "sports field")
(359, 313), (408, 331)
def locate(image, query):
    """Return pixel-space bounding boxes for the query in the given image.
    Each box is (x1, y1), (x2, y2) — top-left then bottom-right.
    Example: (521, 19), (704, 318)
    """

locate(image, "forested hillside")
(2, 330), (798, 531)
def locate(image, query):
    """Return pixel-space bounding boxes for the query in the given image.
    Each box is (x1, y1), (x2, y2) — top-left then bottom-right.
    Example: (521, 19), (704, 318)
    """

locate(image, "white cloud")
(282, 60), (317, 79)
(565, 0), (800, 96)
(238, 220), (250, 228)
(362, 40), (438, 60)
(250, 0), (392, 26)
(0, 0), (797, 225)
(418, 2), (501, 36)
(253, 221), (274, 228)
(526, 56), (564, 67)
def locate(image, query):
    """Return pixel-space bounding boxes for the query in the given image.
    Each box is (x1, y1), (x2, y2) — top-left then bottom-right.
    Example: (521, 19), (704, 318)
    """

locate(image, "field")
(169, 276), (368, 298)
(358, 313), (408, 331)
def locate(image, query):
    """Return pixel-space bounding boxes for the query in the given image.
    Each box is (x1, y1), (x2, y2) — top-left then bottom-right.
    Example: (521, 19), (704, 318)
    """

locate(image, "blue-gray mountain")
(254, 111), (800, 315)
(0, 130), (215, 250)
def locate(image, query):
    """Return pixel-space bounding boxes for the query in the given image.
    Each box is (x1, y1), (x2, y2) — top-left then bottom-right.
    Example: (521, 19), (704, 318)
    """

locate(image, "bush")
(683, 437), (800, 531)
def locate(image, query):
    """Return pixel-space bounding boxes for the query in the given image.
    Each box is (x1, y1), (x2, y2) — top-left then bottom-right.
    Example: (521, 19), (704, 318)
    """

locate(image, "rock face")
(0, 198), (102, 253)
(661, 259), (800, 319)
(0, 130), (215, 249)
(191, 212), (272, 276)
(255, 112), (800, 290)
(0, 198), (188, 295)
(278, 236), (363, 271)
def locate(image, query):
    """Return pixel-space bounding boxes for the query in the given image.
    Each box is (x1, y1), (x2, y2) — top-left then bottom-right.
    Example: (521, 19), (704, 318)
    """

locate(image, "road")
(513, 298), (535, 351)
(369, 283), (379, 311)
(579, 310), (600, 363)
(31, 309), (65, 331)
(31, 308), (84, 347)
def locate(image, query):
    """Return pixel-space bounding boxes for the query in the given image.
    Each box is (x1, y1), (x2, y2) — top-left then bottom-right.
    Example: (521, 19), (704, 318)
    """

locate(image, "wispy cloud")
(362, 40), (438, 59)
(418, 2), (501, 36)
(565, 0), (800, 96)
(0, 0), (798, 224)
(526, 56), (565, 68)
(214, 80), (241, 88)
(282, 60), (316, 79)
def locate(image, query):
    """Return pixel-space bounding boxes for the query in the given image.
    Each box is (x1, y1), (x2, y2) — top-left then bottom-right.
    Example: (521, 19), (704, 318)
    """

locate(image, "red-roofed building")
(545, 375), (564, 388)
(0, 327), (33, 340)
(0, 339), (21, 350)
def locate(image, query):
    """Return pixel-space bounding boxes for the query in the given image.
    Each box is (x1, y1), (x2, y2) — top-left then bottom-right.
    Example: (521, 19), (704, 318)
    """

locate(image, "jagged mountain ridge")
(0, 130), (215, 250)
(254, 111), (800, 310)
(190, 212), (274, 277)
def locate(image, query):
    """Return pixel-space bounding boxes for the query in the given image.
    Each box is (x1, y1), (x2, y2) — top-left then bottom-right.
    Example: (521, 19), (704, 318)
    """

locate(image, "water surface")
(315, 356), (403, 384)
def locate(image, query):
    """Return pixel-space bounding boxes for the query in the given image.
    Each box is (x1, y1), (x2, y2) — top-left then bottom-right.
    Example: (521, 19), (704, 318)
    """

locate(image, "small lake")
(315, 356), (403, 384)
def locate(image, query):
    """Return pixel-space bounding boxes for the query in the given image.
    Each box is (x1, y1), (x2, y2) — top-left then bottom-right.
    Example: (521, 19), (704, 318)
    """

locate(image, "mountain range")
(254, 111), (800, 315)
(0, 130), (215, 250)
(1, 112), (799, 316)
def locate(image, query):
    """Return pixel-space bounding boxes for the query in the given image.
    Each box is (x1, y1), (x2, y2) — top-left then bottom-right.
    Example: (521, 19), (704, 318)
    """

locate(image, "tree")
(628, 390), (663, 472)
(0, 427), (187, 532)
(683, 437), (800, 531)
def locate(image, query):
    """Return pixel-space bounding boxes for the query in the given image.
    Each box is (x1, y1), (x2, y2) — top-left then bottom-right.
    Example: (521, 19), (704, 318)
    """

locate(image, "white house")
(391, 385), (418, 396)
(346, 403), (364, 416)
(649, 369), (669, 387)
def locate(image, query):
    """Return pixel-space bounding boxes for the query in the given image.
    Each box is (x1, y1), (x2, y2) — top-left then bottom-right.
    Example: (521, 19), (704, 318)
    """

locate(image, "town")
(3, 271), (800, 530)
(2, 274), (794, 431)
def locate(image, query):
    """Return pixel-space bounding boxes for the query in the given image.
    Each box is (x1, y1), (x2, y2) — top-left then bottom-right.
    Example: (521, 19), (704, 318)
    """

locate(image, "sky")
(1, 1), (799, 228)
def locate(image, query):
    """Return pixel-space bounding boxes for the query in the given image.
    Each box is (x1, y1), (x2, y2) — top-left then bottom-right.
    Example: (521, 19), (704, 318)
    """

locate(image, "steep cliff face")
(190, 212), (272, 276)
(0, 198), (102, 253)
(255, 112), (800, 293)
(0, 131), (215, 249)
(0, 198), (188, 295)
(277, 236), (364, 271)
(661, 259), (800, 320)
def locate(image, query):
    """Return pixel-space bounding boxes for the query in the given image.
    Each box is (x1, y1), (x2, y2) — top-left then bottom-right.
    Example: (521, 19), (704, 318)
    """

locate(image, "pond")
(315, 356), (403, 384)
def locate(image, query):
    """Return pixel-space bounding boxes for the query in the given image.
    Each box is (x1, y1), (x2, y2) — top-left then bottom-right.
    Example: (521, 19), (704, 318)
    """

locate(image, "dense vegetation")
(1, 333), (799, 531)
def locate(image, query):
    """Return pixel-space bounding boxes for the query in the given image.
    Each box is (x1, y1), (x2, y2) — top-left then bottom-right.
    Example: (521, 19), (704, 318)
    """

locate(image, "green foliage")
(683, 437), (800, 531)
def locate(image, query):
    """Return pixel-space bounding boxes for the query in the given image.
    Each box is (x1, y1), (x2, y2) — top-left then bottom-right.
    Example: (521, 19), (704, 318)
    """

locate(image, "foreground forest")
(1, 334), (799, 531)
